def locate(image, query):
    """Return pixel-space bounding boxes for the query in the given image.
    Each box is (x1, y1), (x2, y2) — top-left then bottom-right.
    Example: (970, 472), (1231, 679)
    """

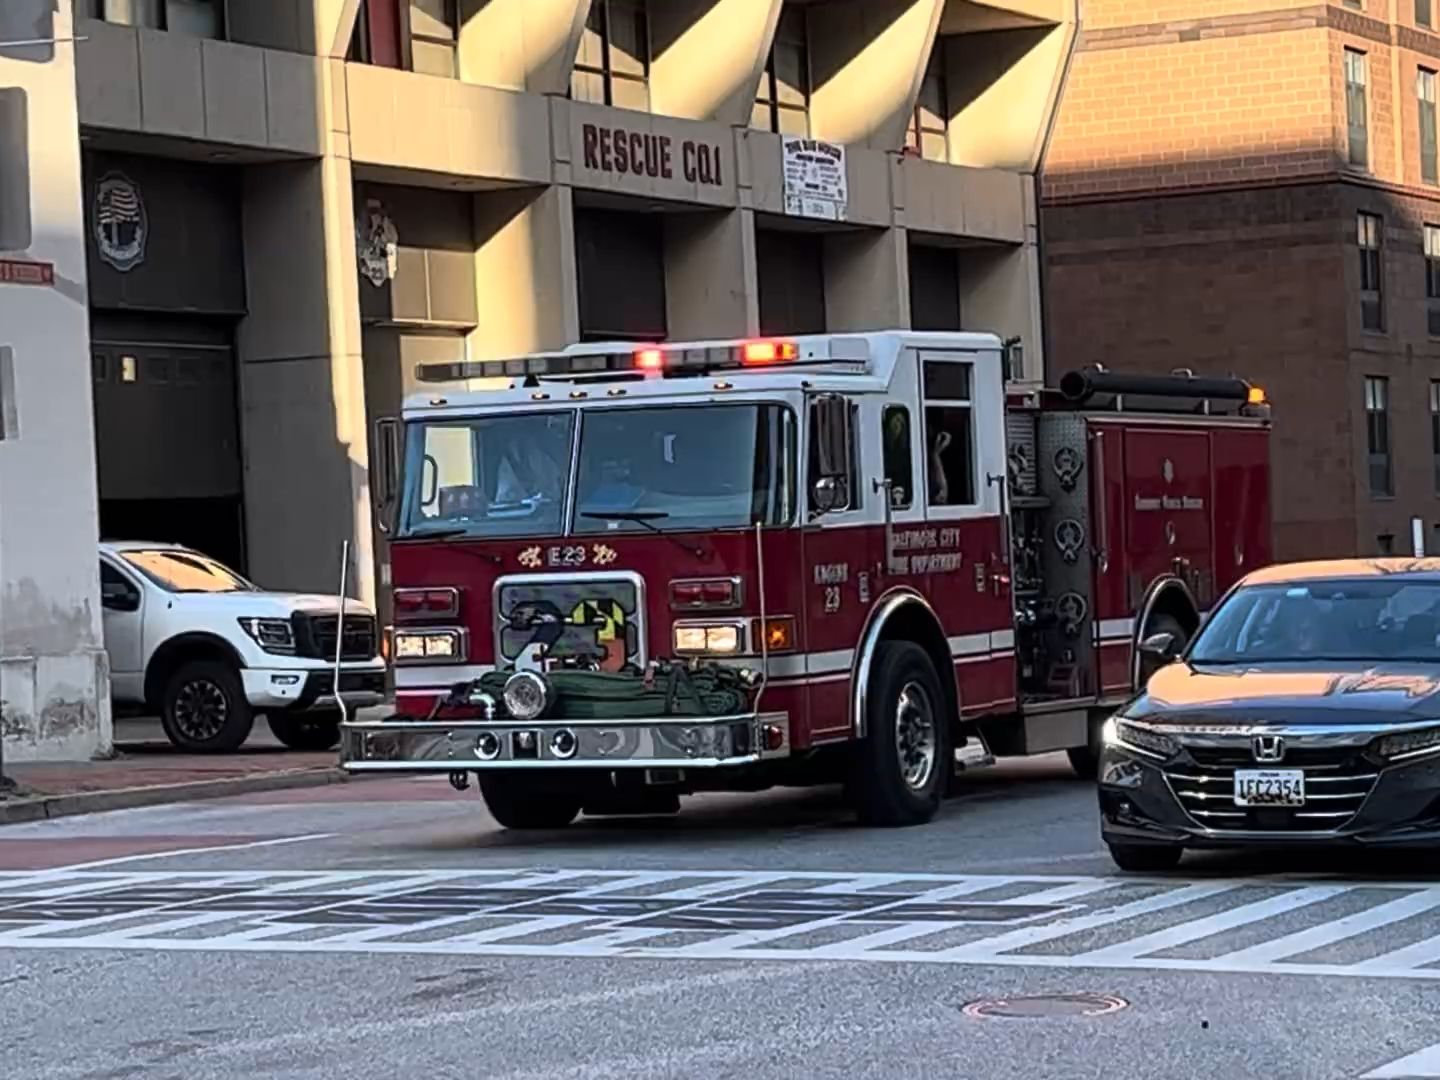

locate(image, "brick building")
(1042, 0), (1440, 561)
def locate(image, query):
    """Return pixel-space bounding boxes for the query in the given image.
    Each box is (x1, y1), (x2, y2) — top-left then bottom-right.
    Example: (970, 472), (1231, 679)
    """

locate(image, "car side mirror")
(1139, 631), (1180, 661)
(102, 582), (139, 612)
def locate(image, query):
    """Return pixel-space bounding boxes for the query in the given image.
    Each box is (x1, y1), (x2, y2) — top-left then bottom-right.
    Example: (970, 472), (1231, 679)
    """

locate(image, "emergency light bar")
(414, 338), (830, 385)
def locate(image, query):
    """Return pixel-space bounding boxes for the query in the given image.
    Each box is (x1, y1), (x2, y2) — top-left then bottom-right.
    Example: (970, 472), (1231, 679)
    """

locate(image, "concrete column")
(457, 0), (591, 94)
(944, 19), (1075, 172)
(0, 3), (110, 763)
(822, 226), (910, 331)
(649, 0), (783, 125)
(470, 185), (580, 357)
(663, 208), (759, 339)
(959, 246), (1043, 381)
(808, 0), (945, 151)
(237, 59), (374, 605)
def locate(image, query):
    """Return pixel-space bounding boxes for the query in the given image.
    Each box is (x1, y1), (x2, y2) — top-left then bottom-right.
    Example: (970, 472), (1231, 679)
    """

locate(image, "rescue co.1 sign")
(570, 105), (732, 203)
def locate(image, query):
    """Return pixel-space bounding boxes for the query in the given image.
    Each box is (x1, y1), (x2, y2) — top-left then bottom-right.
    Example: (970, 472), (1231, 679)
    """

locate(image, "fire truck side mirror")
(373, 416), (401, 530)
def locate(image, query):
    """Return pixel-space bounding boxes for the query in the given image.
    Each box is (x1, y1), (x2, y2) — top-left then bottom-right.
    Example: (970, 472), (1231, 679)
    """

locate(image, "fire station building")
(1, 0), (1075, 758)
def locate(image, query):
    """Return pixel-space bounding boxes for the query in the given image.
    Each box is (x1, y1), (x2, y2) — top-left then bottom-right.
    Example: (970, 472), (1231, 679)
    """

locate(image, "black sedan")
(1098, 559), (1440, 871)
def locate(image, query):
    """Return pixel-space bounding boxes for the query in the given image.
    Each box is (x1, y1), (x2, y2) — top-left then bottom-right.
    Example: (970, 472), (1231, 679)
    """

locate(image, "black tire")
(478, 773), (583, 830)
(1108, 842), (1184, 873)
(269, 711), (342, 752)
(849, 641), (951, 827)
(1067, 745), (1099, 780)
(159, 660), (255, 753)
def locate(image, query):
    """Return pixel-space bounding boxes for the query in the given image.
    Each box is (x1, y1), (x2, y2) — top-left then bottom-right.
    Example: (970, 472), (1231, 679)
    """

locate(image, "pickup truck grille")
(292, 612), (377, 661)
(1164, 760), (1379, 832)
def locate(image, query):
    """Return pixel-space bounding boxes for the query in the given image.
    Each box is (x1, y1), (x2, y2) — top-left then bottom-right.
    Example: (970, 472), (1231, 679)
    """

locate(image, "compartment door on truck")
(1122, 428), (1216, 612)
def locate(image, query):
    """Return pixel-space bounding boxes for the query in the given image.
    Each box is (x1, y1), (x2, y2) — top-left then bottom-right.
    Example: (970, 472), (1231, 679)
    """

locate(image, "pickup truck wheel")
(160, 660), (255, 753)
(269, 712), (342, 752)
(478, 773), (582, 830)
(849, 641), (949, 827)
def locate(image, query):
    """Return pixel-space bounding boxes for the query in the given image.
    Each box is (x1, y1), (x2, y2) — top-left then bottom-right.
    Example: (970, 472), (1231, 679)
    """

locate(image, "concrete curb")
(0, 766), (351, 825)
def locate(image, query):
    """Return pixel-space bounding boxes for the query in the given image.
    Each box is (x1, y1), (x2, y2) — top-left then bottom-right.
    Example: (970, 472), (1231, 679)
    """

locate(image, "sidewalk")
(0, 715), (359, 825)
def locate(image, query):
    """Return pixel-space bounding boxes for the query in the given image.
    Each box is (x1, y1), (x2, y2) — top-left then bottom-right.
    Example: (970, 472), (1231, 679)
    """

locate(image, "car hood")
(1129, 661), (1440, 726)
(162, 591), (375, 619)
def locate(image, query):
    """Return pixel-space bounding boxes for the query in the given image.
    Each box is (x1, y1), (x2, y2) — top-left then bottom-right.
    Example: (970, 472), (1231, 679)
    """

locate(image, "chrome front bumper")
(341, 711), (791, 771)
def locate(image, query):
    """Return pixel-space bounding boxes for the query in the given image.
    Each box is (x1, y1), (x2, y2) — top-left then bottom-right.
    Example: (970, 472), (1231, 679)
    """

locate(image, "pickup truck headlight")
(1102, 717), (1179, 761)
(1375, 726), (1440, 762)
(238, 617), (296, 655)
(392, 627), (467, 664)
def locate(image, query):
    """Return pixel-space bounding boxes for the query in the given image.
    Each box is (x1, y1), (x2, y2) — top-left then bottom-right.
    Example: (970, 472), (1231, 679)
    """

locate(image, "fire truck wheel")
(268, 712), (342, 752)
(851, 641), (950, 827)
(478, 773), (582, 830)
(160, 660), (256, 753)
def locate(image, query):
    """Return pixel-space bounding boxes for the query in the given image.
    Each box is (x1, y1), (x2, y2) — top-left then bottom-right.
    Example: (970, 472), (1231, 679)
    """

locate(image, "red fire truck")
(343, 331), (1272, 829)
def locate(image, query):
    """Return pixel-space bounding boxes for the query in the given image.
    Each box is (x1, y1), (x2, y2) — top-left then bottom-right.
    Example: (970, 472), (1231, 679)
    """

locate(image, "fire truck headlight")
(503, 671), (553, 721)
(392, 628), (466, 664)
(673, 622), (743, 656)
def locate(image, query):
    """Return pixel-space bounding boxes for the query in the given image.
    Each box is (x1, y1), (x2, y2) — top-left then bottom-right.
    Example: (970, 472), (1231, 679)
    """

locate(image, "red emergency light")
(741, 340), (798, 365)
(635, 348), (665, 371)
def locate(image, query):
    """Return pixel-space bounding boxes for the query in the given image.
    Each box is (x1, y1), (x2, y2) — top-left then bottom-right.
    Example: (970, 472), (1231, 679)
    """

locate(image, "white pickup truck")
(98, 541), (387, 752)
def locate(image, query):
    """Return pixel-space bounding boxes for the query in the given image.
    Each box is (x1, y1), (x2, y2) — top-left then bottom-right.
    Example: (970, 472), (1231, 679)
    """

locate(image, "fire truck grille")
(494, 575), (644, 672)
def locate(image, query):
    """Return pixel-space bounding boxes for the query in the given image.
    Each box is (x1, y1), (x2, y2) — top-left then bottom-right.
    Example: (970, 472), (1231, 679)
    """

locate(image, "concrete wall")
(0, 1), (110, 762)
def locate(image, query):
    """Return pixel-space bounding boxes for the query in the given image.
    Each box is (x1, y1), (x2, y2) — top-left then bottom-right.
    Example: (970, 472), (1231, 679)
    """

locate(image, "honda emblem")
(1252, 734), (1286, 763)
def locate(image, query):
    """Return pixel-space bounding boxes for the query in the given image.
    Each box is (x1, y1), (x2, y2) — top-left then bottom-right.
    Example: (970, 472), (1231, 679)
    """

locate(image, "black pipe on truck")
(1058, 367), (1252, 404)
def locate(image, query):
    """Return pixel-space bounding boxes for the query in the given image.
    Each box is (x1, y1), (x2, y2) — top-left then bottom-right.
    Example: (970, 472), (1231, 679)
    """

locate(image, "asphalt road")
(4, 755), (1440, 1080)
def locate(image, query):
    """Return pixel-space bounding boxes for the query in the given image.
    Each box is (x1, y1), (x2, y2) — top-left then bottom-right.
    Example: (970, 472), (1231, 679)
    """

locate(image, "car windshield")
(572, 404), (794, 534)
(120, 550), (256, 594)
(1189, 579), (1440, 663)
(397, 404), (795, 540)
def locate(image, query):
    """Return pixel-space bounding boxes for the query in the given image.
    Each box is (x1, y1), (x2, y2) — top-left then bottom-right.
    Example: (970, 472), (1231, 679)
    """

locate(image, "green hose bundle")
(473, 662), (748, 720)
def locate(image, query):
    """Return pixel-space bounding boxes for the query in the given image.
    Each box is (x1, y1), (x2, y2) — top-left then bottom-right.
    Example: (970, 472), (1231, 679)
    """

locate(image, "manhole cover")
(961, 992), (1129, 1019)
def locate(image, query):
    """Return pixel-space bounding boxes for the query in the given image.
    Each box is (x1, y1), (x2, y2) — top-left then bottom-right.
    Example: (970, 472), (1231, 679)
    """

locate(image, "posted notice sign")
(782, 138), (847, 221)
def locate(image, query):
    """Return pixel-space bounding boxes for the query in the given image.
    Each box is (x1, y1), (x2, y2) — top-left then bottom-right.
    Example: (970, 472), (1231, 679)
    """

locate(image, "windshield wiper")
(580, 510), (709, 561)
(399, 526), (502, 564)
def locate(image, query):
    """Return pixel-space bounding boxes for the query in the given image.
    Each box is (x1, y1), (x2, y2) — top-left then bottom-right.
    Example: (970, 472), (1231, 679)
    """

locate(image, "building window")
(752, 8), (809, 135)
(1427, 226), (1440, 336)
(406, 0), (458, 78)
(906, 50), (948, 162)
(1421, 0), (1434, 29)
(572, 0), (651, 112)
(1346, 49), (1369, 168)
(1431, 381), (1440, 494)
(1343, 0), (1362, 8)
(77, 0), (223, 38)
(1366, 375), (1393, 497)
(1359, 211), (1384, 332)
(1423, 69), (1439, 183)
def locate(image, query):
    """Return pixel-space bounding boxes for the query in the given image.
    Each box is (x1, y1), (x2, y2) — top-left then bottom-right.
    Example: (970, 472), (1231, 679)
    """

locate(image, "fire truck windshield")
(397, 403), (794, 540)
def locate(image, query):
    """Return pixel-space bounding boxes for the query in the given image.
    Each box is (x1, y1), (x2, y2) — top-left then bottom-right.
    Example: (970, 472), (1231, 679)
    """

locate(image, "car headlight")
(503, 671), (553, 721)
(1103, 717), (1179, 760)
(238, 617), (295, 655)
(673, 621), (743, 656)
(392, 628), (467, 664)
(1376, 726), (1440, 762)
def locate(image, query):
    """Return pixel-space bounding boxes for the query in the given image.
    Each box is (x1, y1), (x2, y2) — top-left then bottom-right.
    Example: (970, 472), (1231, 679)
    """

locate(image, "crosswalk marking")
(1215, 889), (1440, 966)
(1363, 1040), (1440, 1078)
(8, 867), (1440, 982)
(1071, 885), (1350, 963)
